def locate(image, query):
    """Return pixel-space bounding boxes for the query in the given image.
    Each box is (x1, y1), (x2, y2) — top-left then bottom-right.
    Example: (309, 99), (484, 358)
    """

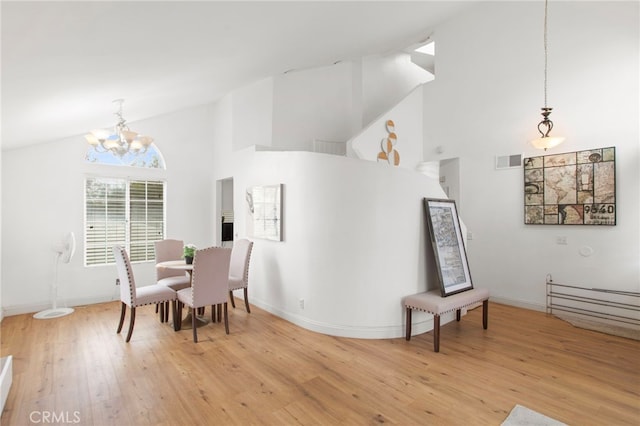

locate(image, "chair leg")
(223, 302), (229, 335)
(456, 309), (461, 322)
(192, 308), (198, 343)
(126, 307), (136, 342)
(229, 291), (236, 308)
(117, 302), (127, 334)
(217, 304), (222, 322)
(243, 288), (251, 313)
(433, 315), (440, 353)
(405, 307), (412, 341)
(159, 302), (165, 323)
(211, 304), (216, 323)
(165, 302), (170, 323)
(172, 301), (179, 332)
(483, 300), (489, 329)
(176, 303), (183, 331)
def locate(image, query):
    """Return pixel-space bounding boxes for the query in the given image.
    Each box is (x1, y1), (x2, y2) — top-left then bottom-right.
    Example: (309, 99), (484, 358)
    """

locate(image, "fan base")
(33, 308), (74, 320)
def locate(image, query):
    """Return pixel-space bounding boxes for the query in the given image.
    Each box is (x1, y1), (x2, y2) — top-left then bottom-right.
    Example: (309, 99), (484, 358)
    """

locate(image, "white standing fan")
(34, 232), (76, 319)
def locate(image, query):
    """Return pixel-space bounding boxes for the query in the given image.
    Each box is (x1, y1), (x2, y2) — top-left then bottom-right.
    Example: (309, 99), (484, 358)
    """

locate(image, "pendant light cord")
(543, 0), (548, 109)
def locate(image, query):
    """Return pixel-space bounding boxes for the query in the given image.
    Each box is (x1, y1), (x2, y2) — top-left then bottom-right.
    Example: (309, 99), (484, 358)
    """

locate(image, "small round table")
(155, 260), (208, 329)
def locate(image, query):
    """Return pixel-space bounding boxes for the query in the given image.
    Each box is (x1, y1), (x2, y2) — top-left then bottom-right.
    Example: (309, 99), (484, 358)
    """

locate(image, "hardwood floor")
(1, 300), (638, 425)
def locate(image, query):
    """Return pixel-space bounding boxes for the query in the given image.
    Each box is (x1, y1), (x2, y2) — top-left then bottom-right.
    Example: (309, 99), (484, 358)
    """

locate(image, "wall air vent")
(495, 154), (522, 170)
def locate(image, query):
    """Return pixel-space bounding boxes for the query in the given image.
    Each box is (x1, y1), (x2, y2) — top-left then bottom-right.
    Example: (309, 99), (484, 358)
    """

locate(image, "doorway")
(217, 177), (234, 247)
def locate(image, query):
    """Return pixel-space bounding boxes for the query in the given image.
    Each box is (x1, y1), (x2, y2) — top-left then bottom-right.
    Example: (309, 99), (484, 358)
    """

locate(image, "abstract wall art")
(377, 119), (400, 166)
(246, 184), (283, 241)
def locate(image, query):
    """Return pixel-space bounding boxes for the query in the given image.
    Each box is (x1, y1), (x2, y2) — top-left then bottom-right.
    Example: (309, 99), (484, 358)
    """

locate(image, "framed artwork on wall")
(246, 184), (283, 241)
(524, 147), (616, 225)
(424, 198), (473, 297)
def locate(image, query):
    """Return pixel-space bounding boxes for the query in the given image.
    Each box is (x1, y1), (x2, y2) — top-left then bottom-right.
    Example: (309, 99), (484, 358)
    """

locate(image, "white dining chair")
(176, 247), (232, 343)
(154, 239), (191, 321)
(113, 245), (178, 342)
(228, 239), (254, 313)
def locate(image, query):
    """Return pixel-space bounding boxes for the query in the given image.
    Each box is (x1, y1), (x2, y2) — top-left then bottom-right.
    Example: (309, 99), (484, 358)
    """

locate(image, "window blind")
(85, 177), (165, 266)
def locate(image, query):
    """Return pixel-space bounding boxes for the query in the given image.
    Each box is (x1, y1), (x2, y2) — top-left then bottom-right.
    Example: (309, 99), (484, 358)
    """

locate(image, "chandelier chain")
(114, 99), (128, 129)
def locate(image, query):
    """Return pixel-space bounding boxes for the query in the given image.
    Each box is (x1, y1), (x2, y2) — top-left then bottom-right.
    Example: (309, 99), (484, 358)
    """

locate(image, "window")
(85, 144), (166, 169)
(85, 177), (165, 266)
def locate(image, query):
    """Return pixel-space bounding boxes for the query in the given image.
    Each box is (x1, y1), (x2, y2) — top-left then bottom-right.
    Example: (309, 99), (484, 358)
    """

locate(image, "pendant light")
(531, 0), (565, 151)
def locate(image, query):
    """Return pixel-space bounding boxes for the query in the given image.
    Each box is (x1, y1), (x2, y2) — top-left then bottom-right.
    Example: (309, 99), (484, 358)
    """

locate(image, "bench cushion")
(404, 288), (489, 315)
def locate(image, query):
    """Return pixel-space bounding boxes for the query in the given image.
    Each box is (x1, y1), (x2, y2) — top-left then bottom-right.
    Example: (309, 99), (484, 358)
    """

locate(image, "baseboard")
(249, 298), (460, 339)
(2, 293), (545, 334)
(2, 294), (117, 317)
(490, 296), (546, 312)
(250, 296), (543, 339)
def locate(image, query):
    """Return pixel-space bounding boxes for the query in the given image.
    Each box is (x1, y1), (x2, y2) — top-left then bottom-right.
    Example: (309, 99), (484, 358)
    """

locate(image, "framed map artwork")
(424, 198), (473, 297)
(524, 147), (616, 225)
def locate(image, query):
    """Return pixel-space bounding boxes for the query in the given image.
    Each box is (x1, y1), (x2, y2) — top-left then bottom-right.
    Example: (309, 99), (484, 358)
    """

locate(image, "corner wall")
(423, 1), (640, 308)
(231, 149), (448, 338)
(1, 105), (216, 315)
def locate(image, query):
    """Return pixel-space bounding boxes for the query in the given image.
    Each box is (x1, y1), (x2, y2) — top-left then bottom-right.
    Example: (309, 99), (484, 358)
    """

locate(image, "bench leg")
(405, 307), (412, 340)
(483, 299), (488, 329)
(456, 309), (461, 321)
(433, 315), (440, 352)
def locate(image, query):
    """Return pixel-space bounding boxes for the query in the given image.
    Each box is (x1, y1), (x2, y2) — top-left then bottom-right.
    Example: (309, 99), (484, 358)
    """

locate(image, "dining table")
(155, 260), (209, 329)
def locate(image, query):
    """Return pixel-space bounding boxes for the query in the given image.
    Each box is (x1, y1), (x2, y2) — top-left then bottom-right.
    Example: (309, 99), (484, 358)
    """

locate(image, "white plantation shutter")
(85, 177), (165, 266)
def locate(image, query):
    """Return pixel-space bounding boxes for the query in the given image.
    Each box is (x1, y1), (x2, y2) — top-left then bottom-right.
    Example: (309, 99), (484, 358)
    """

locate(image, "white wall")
(362, 52), (432, 126)
(230, 54), (431, 154)
(4, 1), (636, 331)
(232, 77), (274, 151)
(227, 149), (448, 338)
(423, 1), (640, 309)
(272, 62), (355, 150)
(212, 74), (447, 338)
(0, 134), (2, 320)
(349, 85), (424, 170)
(1, 105), (216, 315)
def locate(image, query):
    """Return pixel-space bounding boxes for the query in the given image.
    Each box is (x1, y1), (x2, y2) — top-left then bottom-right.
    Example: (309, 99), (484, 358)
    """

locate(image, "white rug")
(555, 313), (640, 341)
(501, 404), (566, 426)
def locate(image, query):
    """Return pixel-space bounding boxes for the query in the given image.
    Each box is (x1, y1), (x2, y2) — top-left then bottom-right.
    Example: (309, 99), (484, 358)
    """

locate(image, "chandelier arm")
(87, 98), (154, 160)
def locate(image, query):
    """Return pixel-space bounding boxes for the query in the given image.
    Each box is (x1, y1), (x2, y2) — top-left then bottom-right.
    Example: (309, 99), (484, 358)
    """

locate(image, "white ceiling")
(1, 1), (476, 151)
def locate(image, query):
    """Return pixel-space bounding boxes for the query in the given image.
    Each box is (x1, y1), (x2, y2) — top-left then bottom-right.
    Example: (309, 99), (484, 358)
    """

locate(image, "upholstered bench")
(404, 288), (489, 352)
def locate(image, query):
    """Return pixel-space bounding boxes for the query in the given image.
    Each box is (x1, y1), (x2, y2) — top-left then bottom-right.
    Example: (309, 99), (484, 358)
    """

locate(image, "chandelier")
(85, 99), (153, 157)
(530, 0), (565, 151)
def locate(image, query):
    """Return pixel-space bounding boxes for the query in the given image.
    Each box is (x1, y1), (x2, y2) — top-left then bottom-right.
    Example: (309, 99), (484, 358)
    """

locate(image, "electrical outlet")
(299, 299), (305, 309)
(556, 236), (568, 245)
(115, 278), (120, 286)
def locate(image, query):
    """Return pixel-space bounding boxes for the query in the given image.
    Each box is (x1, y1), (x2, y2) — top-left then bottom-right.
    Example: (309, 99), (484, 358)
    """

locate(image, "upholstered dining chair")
(228, 239), (254, 313)
(176, 247), (232, 343)
(113, 245), (178, 342)
(154, 239), (192, 321)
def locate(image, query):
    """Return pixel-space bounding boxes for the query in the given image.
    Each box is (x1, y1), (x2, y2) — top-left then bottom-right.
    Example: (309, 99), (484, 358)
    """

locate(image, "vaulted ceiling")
(1, 1), (476, 150)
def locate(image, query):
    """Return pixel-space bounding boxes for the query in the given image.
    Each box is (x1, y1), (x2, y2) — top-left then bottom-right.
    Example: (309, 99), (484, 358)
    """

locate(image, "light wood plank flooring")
(1, 300), (638, 425)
